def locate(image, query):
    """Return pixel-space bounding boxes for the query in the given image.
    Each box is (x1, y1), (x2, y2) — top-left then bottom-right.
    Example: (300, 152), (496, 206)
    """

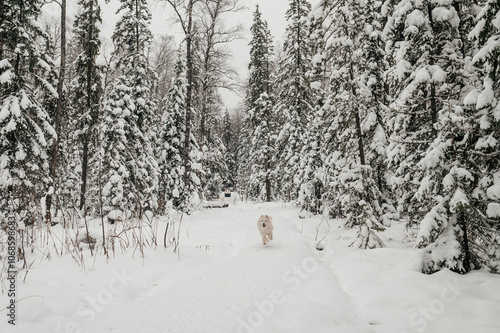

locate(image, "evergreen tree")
(298, 106), (325, 214)
(246, 5), (274, 110)
(274, 0), (313, 200)
(248, 93), (277, 201)
(71, 0), (104, 212)
(467, 0), (500, 272)
(320, 0), (391, 248)
(99, 0), (158, 215)
(202, 135), (227, 200)
(417, 0), (500, 274)
(0, 0), (56, 214)
(297, 0), (333, 214)
(246, 5), (276, 202)
(157, 54), (189, 212)
(383, 0), (463, 230)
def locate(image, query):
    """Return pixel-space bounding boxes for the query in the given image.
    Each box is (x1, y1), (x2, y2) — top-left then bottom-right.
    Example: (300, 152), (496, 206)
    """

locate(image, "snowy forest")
(1, 0), (500, 331)
(1, 0), (500, 275)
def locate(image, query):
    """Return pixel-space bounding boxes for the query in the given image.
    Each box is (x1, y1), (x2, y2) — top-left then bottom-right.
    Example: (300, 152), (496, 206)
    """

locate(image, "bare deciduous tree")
(149, 34), (177, 112)
(196, 0), (244, 145)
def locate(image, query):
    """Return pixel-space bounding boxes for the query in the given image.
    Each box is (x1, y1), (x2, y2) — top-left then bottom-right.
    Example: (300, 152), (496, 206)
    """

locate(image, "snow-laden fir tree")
(320, 0), (391, 248)
(157, 54), (188, 212)
(246, 5), (277, 202)
(383, 0), (466, 232)
(202, 134), (227, 200)
(246, 5), (274, 108)
(99, 0), (158, 216)
(248, 93), (277, 202)
(466, 0), (500, 272)
(416, 0), (500, 274)
(70, 0), (104, 212)
(274, 0), (313, 201)
(297, 0), (333, 214)
(0, 0), (56, 214)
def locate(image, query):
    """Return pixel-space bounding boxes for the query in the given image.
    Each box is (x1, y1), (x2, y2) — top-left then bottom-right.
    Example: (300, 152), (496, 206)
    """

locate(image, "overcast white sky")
(44, 0), (319, 110)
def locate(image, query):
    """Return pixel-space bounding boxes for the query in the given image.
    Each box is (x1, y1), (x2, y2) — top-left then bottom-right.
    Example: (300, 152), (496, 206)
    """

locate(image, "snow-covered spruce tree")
(383, 0), (466, 233)
(248, 93), (277, 202)
(202, 134), (227, 200)
(320, 0), (390, 248)
(246, 5), (277, 202)
(274, 0), (314, 201)
(157, 54), (188, 212)
(99, 0), (158, 216)
(416, 0), (500, 274)
(467, 0), (500, 272)
(246, 5), (274, 109)
(297, 0), (334, 214)
(70, 0), (104, 212)
(0, 0), (56, 215)
(361, 0), (397, 226)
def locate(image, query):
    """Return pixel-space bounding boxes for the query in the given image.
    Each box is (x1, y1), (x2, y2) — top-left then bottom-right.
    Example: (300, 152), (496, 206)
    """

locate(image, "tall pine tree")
(274, 0), (313, 201)
(0, 0), (56, 214)
(383, 0), (464, 231)
(99, 0), (158, 216)
(321, 0), (389, 248)
(416, 0), (500, 274)
(71, 0), (104, 213)
(246, 5), (276, 202)
(157, 53), (188, 212)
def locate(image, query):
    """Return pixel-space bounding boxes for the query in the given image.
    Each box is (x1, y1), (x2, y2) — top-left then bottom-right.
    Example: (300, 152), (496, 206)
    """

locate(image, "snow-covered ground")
(2, 200), (500, 333)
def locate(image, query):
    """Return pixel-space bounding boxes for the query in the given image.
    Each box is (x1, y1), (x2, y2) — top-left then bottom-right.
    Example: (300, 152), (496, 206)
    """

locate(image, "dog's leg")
(262, 235), (267, 245)
(270, 232), (273, 241)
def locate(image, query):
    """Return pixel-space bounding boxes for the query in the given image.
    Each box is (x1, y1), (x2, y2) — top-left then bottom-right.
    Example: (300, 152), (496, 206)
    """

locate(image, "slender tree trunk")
(349, 63), (366, 166)
(427, 3), (438, 138)
(14, 2), (22, 76)
(80, 0), (95, 212)
(46, 0), (66, 222)
(200, 1), (216, 146)
(80, 137), (89, 211)
(200, 84), (207, 145)
(296, 0), (303, 121)
(430, 83), (437, 137)
(353, 108), (366, 165)
(0, 0), (4, 58)
(135, 0), (139, 52)
(458, 211), (471, 272)
(184, 0), (194, 192)
(265, 138), (271, 202)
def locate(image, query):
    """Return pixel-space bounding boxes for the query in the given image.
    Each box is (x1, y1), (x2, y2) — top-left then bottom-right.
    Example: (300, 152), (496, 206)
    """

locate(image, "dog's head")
(259, 215), (272, 228)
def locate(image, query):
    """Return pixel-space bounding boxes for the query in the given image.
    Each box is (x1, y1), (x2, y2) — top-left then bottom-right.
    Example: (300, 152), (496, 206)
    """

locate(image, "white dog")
(257, 215), (274, 245)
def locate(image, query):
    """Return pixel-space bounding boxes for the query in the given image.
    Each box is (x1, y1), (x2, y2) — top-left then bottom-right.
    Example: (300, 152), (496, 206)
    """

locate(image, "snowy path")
(4, 202), (500, 333)
(87, 205), (373, 333)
